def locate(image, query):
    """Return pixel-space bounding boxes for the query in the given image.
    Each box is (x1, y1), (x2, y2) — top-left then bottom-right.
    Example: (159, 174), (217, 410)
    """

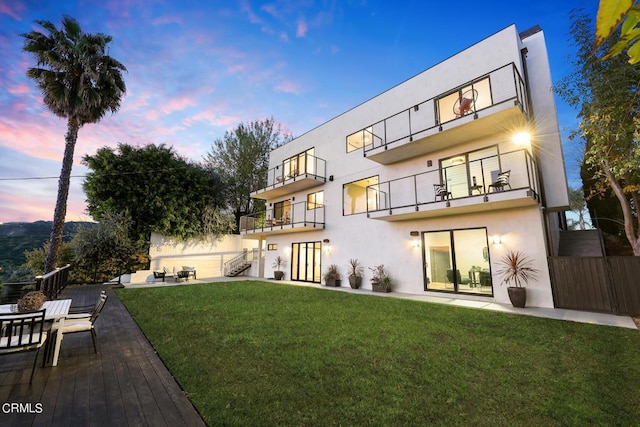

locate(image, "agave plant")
(497, 251), (538, 288)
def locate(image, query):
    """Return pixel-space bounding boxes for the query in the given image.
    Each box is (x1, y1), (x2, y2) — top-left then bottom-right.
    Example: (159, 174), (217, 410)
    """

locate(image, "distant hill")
(0, 221), (95, 276)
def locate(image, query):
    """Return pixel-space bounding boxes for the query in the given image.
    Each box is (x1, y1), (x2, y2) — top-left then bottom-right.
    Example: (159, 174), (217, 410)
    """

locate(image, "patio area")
(0, 284), (205, 426)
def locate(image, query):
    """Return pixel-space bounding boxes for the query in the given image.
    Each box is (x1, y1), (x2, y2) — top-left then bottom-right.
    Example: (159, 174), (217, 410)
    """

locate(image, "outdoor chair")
(67, 291), (107, 320)
(434, 183), (451, 201)
(0, 309), (48, 384)
(488, 170), (511, 192)
(61, 295), (108, 353)
(153, 271), (166, 282)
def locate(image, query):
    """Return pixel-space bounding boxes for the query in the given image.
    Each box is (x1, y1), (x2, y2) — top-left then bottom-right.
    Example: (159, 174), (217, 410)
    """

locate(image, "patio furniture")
(434, 183), (451, 201)
(61, 295), (108, 353)
(67, 291), (107, 320)
(153, 271), (166, 282)
(488, 170), (511, 192)
(0, 309), (48, 383)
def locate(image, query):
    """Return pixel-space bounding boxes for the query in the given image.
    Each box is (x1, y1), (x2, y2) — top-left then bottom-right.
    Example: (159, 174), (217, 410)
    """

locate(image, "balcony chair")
(0, 309), (48, 384)
(60, 294), (108, 354)
(67, 291), (107, 319)
(453, 89), (478, 117)
(488, 170), (511, 192)
(434, 183), (451, 201)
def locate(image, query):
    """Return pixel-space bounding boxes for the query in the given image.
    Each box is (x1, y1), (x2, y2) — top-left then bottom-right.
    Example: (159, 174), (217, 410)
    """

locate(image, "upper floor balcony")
(251, 150), (327, 199)
(240, 200), (325, 238)
(366, 148), (540, 221)
(347, 63), (530, 165)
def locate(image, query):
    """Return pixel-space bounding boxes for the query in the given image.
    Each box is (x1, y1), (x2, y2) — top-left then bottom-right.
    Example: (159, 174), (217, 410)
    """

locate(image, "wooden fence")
(549, 257), (640, 316)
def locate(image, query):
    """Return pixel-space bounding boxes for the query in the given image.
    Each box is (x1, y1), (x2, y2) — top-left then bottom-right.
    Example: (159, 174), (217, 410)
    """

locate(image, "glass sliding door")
(291, 241), (321, 283)
(423, 228), (492, 295)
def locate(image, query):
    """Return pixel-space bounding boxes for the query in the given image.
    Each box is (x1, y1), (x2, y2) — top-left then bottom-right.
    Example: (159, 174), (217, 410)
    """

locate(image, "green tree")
(21, 16), (127, 273)
(204, 117), (292, 230)
(72, 212), (148, 283)
(568, 186), (590, 230)
(83, 143), (230, 242)
(555, 11), (640, 255)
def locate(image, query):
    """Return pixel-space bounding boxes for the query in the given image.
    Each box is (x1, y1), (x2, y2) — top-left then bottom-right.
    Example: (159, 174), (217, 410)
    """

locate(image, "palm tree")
(21, 16), (127, 273)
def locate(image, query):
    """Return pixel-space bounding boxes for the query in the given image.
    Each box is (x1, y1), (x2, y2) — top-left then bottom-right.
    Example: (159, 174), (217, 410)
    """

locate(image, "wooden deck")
(0, 284), (206, 427)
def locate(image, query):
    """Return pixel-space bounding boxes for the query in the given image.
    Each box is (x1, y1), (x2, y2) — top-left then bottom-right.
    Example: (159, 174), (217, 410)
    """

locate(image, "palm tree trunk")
(45, 119), (79, 273)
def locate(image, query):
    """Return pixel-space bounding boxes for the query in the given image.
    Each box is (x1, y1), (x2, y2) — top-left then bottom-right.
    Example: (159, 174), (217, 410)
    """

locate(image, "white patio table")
(0, 298), (72, 366)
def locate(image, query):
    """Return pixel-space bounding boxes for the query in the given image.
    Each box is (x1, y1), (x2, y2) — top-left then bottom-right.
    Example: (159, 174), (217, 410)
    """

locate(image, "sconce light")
(323, 238), (330, 243)
(409, 231), (419, 237)
(491, 235), (502, 245)
(412, 239), (421, 249)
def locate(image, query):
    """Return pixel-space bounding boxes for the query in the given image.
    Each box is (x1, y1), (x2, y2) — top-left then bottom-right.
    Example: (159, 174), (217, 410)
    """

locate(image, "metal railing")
(223, 249), (259, 276)
(348, 63), (529, 155)
(366, 149), (539, 213)
(36, 264), (72, 300)
(240, 200), (325, 232)
(258, 152), (327, 191)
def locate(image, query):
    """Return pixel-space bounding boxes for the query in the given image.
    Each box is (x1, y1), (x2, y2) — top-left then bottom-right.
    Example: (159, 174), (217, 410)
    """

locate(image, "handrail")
(256, 151), (327, 191)
(366, 148), (539, 213)
(223, 249), (259, 276)
(348, 63), (528, 155)
(240, 200), (325, 232)
(36, 264), (72, 300)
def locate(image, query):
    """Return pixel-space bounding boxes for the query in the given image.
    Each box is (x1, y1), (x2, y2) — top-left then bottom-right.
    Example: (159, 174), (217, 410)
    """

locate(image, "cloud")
(296, 18), (308, 37)
(7, 84), (29, 94)
(160, 96), (197, 115)
(240, 0), (261, 24)
(275, 80), (302, 95)
(0, 1), (25, 21)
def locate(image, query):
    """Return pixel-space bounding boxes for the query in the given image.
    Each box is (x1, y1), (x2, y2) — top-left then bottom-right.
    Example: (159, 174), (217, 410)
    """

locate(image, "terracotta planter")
(349, 276), (362, 289)
(274, 271), (284, 280)
(507, 287), (526, 308)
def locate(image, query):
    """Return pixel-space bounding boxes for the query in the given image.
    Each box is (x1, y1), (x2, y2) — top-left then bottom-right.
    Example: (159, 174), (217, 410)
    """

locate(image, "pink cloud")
(151, 15), (182, 26)
(0, 1), (25, 21)
(240, 0), (261, 24)
(275, 80), (302, 95)
(7, 84), (29, 94)
(296, 19), (308, 37)
(160, 96), (197, 115)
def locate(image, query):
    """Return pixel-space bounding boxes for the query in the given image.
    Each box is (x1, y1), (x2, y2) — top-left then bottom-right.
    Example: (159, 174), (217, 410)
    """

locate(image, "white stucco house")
(240, 24), (569, 308)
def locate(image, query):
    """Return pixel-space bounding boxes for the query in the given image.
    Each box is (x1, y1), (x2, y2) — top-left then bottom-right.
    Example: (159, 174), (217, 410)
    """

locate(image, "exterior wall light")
(491, 235), (502, 245)
(513, 131), (531, 145)
(323, 238), (330, 243)
(409, 231), (419, 237)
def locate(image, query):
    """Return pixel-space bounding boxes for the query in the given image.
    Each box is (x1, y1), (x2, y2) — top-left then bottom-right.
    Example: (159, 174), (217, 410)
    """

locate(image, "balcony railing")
(240, 200), (325, 235)
(366, 148), (539, 217)
(251, 152), (327, 198)
(348, 63), (529, 159)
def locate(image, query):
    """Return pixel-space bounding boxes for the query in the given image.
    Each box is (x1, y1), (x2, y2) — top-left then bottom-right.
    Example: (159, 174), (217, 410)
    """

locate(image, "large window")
(291, 241), (322, 283)
(422, 228), (492, 296)
(437, 77), (492, 124)
(440, 146), (498, 198)
(343, 176), (378, 215)
(307, 191), (324, 210)
(283, 148), (315, 178)
(273, 200), (291, 223)
(346, 127), (373, 153)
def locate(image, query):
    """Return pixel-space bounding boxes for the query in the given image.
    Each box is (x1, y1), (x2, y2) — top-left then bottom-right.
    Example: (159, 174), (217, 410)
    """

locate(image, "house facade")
(241, 24), (569, 308)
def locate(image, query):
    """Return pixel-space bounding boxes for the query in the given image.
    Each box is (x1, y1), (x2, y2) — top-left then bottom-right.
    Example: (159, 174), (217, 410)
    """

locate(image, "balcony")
(366, 149), (540, 221)
(240, 200), (325, 238)
(251, 152), (327, 199)
(347, 63), (529, 165)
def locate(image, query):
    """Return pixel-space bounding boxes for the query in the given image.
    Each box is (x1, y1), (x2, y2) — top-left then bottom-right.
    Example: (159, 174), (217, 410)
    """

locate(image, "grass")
(117, 281), (640, 426)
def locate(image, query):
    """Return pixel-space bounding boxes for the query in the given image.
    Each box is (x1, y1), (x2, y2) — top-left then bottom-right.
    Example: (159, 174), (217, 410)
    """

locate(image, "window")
(307, 191), (324, 210)
(440, 146), (498, 198)
(422, 228), (492, 296)
(437, 77), (492, 124)
(273, 200), (291, 223)
(346, 127), (373, 153)
(267, 244), (278, 251)
(343, 176), (378, 215)
(283, 148), (315, 178)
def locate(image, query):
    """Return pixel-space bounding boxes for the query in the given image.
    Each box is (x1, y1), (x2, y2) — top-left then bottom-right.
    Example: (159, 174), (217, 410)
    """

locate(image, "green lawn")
(117, 281), (640, 426)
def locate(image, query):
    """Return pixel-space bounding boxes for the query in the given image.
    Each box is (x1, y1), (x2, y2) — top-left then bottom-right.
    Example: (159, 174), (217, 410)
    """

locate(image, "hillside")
(0, 221), (95, 276)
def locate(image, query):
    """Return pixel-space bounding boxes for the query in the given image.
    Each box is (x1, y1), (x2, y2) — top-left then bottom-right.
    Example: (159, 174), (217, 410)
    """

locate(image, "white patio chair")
(61, 294), (108, 353)
(0, 309), (48, 384)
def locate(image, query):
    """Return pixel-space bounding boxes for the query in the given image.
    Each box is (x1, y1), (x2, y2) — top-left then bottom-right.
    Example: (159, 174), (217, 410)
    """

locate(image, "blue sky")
(0, 0), (599, 223)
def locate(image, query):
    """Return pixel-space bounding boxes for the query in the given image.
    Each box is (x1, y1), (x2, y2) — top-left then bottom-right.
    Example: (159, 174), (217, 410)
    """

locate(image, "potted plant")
(369, 264), (392, 293)
(272, 256), (287, 280)
(497, 250), (538, 308)
(347, 258), (363, 289)
(323, 264), (341, 287)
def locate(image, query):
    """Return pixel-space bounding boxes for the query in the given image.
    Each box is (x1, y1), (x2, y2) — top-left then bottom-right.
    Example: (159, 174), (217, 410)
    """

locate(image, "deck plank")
(1, 284), (206, 426)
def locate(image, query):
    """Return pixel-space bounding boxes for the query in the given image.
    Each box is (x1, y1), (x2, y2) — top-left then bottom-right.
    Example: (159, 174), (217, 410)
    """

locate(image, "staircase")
(224, 250), (256, 277)
(558, 229), (605, 257)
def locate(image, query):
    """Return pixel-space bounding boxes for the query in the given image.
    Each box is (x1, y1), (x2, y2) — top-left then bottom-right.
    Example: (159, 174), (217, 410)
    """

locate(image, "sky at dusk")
(0, 0), (599, 224)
